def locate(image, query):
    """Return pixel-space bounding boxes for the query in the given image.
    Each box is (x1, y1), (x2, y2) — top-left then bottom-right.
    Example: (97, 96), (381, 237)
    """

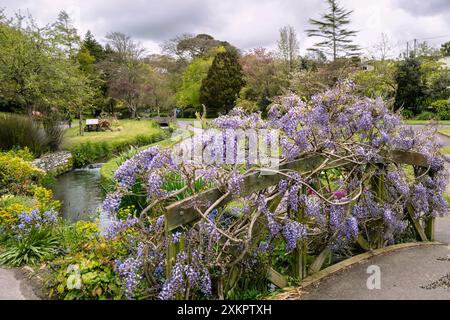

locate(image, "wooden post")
(293, 186), (307, 280)
(425, 217), (435, 242)
(371, 166), (387, 248)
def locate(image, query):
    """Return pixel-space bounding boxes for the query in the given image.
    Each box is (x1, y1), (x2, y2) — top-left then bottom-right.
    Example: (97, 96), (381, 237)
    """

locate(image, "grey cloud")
(1, 0), (449, 54)
(394, 0), (450, 16)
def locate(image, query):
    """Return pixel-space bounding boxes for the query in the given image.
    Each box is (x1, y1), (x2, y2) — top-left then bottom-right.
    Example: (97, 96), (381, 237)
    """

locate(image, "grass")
(441, 146), (450, 154)
(62, 119), (162, 149)
(438, 129), (450, 137)
(404, 120), (450, 125)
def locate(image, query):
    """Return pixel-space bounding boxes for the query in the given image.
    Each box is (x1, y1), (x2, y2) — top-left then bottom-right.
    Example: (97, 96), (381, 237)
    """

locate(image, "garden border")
(268, 241), (443, 300)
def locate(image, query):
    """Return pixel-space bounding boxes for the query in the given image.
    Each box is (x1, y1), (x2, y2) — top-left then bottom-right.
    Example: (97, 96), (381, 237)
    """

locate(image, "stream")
(52, 164), (105, 223)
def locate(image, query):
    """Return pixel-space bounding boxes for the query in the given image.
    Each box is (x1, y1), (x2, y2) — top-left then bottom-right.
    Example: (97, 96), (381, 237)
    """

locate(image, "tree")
(441, 41), (450, 57)
(351, 60), (398, 99)
(291, 58), (358, 98)
(277, 25), (300, 74)
(162, 33), (238, 61)
(306, 0), (360, 61)
(103, 32), (147, 118)
(82, 31), (105, 61)
(238, 48), (287, 112)
(47, 11), (80, 58)
(175, 55), (214, 113)
(200, 49), (245, 116)
(394, 57), (425, 114)
(370, 33), (395, 61)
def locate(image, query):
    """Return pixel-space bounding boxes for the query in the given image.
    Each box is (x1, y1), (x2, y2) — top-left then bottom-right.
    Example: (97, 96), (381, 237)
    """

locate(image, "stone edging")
(269, 241), (443, 300)
(32, 151), (73, 176)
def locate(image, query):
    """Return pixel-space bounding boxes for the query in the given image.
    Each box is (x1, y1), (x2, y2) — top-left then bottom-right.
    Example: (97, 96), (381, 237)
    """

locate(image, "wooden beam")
(406, 205), (428, 242)
(165, 150), (430, 231)
(308, 247), (331, 274)
(266, 267), (288, 288)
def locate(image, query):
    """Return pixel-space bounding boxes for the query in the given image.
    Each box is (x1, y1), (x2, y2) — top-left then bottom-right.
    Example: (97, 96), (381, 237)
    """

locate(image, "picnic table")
(84, 119), (99, 132)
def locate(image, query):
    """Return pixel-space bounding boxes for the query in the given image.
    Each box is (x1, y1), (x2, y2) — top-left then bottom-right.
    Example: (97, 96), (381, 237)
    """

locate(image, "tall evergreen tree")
(394, 57), (425, 114)
(306, 0), (360, 61)
(82, 30), (105, 61)
(200, 49), (245, 116)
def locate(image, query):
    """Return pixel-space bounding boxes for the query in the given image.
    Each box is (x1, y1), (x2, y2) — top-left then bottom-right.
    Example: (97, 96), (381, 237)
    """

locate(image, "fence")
(163, 149), (435, 290)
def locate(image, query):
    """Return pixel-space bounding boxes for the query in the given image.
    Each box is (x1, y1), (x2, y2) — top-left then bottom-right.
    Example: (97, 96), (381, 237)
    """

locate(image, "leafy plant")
(0, 151), (45, 196)
(0, 228), (60, 267)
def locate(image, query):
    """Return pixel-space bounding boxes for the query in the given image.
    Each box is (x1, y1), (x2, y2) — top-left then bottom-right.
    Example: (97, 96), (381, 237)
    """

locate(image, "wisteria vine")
(101, 81), (448, 300)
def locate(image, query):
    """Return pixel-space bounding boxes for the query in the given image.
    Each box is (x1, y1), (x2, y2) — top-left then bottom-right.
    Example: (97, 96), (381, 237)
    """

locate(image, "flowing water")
(52, 164), (105, 222)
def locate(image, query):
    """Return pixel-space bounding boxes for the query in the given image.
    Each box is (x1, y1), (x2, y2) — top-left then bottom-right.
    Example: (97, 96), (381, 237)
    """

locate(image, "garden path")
(0, 268), (39, 300)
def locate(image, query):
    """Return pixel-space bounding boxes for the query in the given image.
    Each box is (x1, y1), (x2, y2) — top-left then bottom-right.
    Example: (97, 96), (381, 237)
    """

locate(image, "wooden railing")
(163, 149), (435, 290)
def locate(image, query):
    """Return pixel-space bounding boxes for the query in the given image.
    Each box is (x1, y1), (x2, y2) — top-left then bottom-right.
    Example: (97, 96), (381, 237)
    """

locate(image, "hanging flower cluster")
(102, 81), (448, 299)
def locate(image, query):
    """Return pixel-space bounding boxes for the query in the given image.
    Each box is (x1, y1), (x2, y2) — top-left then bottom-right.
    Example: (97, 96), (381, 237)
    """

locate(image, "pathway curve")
(0, 268), (39, 300)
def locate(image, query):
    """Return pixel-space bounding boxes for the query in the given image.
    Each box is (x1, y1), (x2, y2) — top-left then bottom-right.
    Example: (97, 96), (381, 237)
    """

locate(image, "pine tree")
(83, 30), (105, 61)
(306, 0), (360, 61)
(200, 49), (245, 116)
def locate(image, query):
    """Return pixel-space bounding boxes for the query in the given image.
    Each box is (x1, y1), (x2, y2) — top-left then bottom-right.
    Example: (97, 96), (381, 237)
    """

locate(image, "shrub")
(416, 111), (438, 120)
(431, 99), (450, 120)
(46, 224), (127, 300)
(0, 152), (45, 196)
(0, 113), (61, 156)
(0, 228), (60, 266)
(401, 109), (414, 119)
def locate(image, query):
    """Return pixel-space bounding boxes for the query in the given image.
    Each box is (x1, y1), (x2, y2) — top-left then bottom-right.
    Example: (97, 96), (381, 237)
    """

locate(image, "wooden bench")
(153, 116), (173, 127)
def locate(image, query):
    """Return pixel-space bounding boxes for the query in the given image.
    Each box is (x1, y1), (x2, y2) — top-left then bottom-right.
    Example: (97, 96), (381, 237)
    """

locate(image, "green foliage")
(416, 111), (438, 121)
(0, 228), (60, 267)
(0, 114), (58, 156)
(351, 60), (398, 98)
(430, 99), (450, 120)
(394, 57), (425, 114)
(46, 222), (126, 300)
(176, 55), (214, 111)
(394, 56), (449, 115)
(0, 151), (44, 196)
(200, 49), (245, 116)
(441, 41), (450, 57)
(0, 12), (94, 118)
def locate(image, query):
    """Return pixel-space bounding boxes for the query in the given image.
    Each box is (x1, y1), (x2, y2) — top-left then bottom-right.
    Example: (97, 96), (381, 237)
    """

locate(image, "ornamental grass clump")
(101, 81), (448, 300)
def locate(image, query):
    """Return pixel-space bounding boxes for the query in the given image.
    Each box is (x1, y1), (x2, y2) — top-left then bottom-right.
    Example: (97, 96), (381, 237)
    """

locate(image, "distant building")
(361, 62), (375, 72)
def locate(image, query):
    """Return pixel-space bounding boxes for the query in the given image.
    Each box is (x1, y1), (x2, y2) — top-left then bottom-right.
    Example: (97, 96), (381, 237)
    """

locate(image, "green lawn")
(62, 119), (162, 149)
(438, 129), (450, 137)
(404, 120), (450, 125)
(441, 146), (450, 154)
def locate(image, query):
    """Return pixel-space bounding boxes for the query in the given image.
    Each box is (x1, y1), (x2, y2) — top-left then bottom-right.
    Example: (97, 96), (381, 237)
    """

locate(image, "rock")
(22, 266), (34, 274)
(32, 151), (73, 175)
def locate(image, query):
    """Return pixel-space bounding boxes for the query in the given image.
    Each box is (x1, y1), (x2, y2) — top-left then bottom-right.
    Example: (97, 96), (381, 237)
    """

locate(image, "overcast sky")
(2, 0), (450, 56)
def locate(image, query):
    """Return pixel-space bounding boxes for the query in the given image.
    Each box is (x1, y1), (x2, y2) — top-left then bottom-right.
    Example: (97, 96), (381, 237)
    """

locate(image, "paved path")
(0, 268), (39, 300)
(299, 244), (450, 300)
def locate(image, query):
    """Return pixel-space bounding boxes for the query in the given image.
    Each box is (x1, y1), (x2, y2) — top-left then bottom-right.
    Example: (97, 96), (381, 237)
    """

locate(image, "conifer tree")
(200, 49), (245, 116)
(306, 0), (360, 61)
